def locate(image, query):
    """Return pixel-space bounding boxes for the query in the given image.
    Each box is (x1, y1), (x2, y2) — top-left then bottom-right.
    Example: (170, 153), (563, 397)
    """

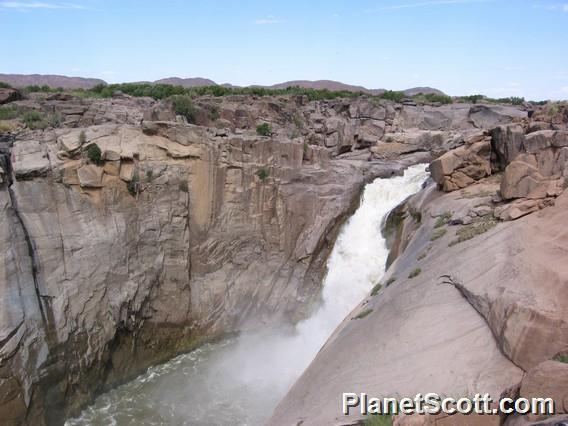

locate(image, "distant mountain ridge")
(0, 74), (105, 89)
(0, 73), (446, 96)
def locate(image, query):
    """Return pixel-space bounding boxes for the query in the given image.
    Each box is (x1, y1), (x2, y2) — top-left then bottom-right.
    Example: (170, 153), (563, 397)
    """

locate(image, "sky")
(1, 0), (568, 100)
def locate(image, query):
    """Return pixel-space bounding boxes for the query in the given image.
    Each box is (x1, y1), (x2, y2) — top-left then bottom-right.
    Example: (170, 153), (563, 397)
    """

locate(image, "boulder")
(524, 130), (568, 153)
(103, 160), (120, 176)
(519, 360), (568, 421)
(500, 159), (544, 199)
(0, 88), (21, 105)
(77, 164), (104, 187)
(58, 129), (85, 154)
(119, 162), (135, 182)
(494, 198), (553, 221)
(430, 140), (491, 191)
(11, 140), (50, 179)
(490, 124), (525, 170)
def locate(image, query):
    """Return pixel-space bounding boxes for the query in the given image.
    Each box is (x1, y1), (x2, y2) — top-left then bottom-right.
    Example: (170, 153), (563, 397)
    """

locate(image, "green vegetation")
(378, 90), (405, 103)
(256, 168), (269, 182)
(127, 170), (140, 196)
(457, 95), (525, 105)
(385, 277), (396, 286)
(413, 93), (453, 104)
(170, 95), (197, 123)
(0, 82), (12, 89)
(370, 283), (382, 296)
(0, 105), (19, 120)
(449, 217), (497, 246)
(178, 180), (189, 192)
(364, 414), (393, 426)
(24, 84), (62, 93)
(79, 130), (87, 145)
(46, 112), (62, 128)
(86, 143), (103, 165)
(353, 308), (373, 320)
(22, 110), (48, 129)
(408, 207), (422, 223)
(555, 354), (568, 363)
(145, 170), (153, 181)
(256, 122), (272, 136)
(17, 108), (63, 130)
(430, 228), (447, 241)
(208, 106), (219, 121)
(434, 211), (452, 228)
(458, 94), (484, 104)
(408, 268), (422, 279)
(75, 82), (368, 101)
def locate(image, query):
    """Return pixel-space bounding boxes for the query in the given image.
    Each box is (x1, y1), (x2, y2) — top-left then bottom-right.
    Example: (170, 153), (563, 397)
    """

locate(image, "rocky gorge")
(0, 88), (566, 426)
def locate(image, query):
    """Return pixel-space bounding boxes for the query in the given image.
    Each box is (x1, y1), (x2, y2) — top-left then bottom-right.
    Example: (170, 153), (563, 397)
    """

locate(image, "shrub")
(208, 106), (220, 121)
(170, 95), (197, 123)
(408, 268), (422, 279)
(256, 122), (272, 136)
(86, 144), (103, 165)
(256, 168), (269, 182)
(449, 218), (497, 246)
(0, 106), (19, 120)
(417, 251), (427, 260)
(556, 354), (568, 363)
(364, 415), (392, 426)
(0, 121), (16, 133)
(46, 112), (62, 128)
(22, 111), (48, 130)
(460, 94), (484, 104)
(353, 308), (373, 320)
(145, 169), (153, 181)
(379, 90), (405, 103)
(385, 277), (396, 286)
(370, 283), (382, 296)
(178, 181), (189, 192)
(127, 170), (140, 196)
(430, 228), (447, 241)
(434, 211), (452, 228)
(78, 130), (87, 145)
(422, 93), (453, 104)
(409, 207), (422, 223)
(0, 82), (12, 89)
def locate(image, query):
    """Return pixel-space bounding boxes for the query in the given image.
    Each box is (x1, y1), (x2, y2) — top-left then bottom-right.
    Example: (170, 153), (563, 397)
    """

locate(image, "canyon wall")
(269, 107), (568, 426)
(0, 91), (530, 425)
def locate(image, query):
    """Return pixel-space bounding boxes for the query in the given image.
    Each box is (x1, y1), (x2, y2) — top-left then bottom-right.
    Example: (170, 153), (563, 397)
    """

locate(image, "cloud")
(369, 0), (492, 12)
(255, 15), (280, 24)
(0, 1), (84, 10)
(538, 3), (568, 12)
(255, 18), (280, 24)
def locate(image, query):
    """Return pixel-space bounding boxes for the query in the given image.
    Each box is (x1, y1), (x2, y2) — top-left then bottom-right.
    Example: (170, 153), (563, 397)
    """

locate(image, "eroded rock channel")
(1, 91), (566, 425)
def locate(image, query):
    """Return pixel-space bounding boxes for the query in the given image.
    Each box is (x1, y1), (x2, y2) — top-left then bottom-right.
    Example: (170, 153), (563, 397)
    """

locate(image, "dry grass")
(449, 217), (497, 246)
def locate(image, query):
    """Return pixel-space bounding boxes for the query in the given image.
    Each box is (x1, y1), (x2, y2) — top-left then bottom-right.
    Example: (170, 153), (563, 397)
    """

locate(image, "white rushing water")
(66, 164), (429, 426)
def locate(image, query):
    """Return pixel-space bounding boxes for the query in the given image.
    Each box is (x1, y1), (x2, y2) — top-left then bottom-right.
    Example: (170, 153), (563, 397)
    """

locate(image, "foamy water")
(66, 164), (429, 426)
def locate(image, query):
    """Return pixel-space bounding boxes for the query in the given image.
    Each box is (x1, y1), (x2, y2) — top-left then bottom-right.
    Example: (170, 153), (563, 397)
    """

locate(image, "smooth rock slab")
(77, 164), (104, 187)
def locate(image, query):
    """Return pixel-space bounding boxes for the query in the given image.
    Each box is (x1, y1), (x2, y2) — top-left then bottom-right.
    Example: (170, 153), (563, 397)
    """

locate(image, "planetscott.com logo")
(342, 392), (555, 416)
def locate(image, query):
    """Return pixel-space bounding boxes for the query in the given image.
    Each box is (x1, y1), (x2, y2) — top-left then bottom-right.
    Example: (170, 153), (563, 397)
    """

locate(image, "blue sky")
(1, 0), (567, 100)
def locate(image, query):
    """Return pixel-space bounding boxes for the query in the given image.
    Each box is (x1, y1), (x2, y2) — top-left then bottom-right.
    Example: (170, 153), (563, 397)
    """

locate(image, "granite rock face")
(0, 93), (537, 425)
(269, 103), (568, 426)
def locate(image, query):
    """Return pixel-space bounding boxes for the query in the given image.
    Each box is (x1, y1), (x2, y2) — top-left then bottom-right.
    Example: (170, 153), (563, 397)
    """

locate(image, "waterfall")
(66, 164), (429, 426)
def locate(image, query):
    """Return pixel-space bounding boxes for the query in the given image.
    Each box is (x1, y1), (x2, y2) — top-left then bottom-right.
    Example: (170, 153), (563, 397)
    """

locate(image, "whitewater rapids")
(66, 164), (429, 426)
